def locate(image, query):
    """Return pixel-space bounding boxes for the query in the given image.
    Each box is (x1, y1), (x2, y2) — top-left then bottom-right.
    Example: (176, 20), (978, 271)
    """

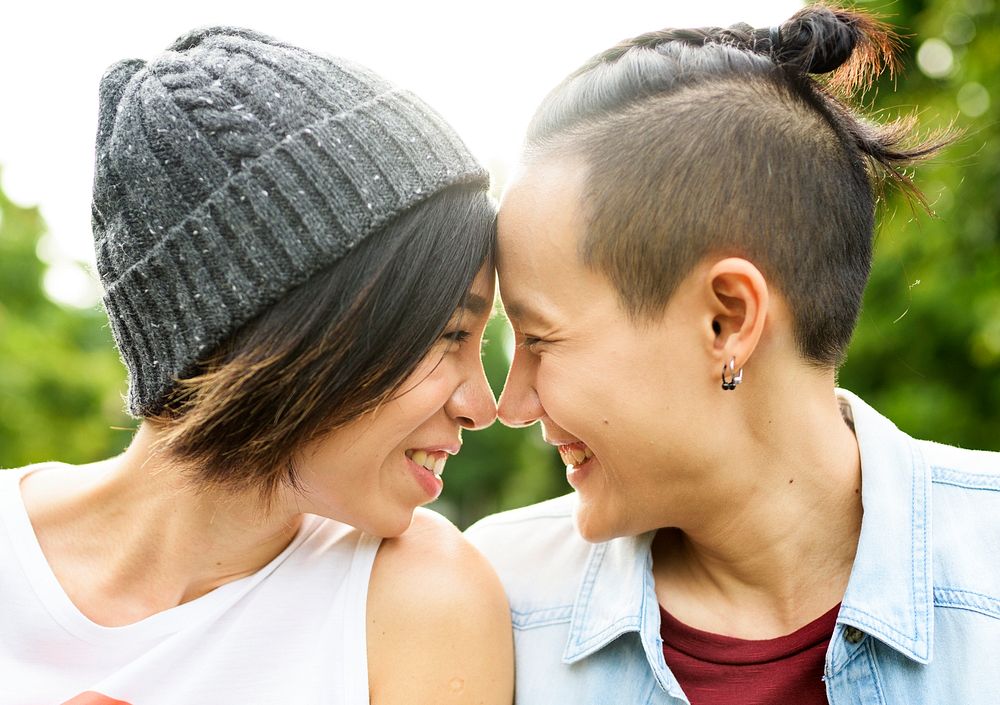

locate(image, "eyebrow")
(500, 300), (545, 326)
(459, 292), (492, 317)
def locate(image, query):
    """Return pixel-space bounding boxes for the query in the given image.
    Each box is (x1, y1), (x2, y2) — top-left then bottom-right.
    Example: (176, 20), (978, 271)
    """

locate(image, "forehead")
(497, 157), (602, 324)
(499, 156), (586, 254)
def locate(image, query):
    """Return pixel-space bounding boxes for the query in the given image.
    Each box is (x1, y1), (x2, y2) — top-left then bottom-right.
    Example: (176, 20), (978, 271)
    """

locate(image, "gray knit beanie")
(92, 26), (488, 418)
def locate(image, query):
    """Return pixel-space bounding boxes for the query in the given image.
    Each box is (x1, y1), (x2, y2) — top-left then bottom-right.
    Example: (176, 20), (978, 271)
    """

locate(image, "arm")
(367, 508), (514, 705)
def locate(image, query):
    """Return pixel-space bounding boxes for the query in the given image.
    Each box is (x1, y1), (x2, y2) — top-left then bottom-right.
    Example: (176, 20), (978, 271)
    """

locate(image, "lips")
(404, 448), (450, 500)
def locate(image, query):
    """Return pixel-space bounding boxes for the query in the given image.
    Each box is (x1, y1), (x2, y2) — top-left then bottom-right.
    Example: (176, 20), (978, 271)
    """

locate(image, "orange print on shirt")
(61, 692), (133, 705)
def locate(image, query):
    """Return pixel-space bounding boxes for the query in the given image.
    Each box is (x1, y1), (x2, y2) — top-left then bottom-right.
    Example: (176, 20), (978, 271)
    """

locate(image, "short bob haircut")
(524, 4), (951, 367)
(148, 184), (495, 503)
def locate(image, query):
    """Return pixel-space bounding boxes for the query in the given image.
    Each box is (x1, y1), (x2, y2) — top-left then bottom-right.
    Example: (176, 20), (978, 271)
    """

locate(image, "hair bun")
(771, 4), (901, 94)
(777, 6), (860, 74)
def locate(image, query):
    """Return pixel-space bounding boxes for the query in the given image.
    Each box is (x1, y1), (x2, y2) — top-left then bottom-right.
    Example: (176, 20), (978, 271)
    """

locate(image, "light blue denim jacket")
(466, 390), (1000, 704)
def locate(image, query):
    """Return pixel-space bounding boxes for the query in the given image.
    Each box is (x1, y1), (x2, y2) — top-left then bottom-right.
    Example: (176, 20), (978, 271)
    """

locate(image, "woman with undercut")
(469, 5), (999, 704)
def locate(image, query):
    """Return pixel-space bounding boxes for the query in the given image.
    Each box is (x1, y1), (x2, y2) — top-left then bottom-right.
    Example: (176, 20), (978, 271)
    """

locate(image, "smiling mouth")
(405, 449), (447, 479)
(557, 443), (594, 468)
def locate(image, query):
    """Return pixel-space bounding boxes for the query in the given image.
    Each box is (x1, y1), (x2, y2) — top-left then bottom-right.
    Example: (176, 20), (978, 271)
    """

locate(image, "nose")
(497, 348), (544, 428)
(446, 358), (497, 431)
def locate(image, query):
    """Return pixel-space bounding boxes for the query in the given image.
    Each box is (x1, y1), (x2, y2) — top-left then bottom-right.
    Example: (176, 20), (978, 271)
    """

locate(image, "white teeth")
(558, 445), (594, 468)
(408, 449), (445, 478)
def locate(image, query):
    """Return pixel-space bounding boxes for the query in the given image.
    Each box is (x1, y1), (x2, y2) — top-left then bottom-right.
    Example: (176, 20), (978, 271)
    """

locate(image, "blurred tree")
(0, 170), (132, 468)
(840, 0), (1000, 451)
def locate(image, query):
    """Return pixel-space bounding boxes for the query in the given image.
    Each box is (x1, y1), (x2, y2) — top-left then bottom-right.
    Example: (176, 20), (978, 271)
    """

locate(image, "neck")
(23, 423), (303, 625)
(652, 367), (862, 639)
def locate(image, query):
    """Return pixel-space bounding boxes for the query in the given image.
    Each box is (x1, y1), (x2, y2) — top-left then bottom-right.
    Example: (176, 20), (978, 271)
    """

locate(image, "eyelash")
(518, 336), (544, 353)
(442, 330), (472, 344)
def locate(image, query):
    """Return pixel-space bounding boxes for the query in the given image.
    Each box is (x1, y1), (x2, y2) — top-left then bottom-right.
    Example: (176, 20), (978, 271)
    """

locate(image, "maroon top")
(659, 603), (840, 705)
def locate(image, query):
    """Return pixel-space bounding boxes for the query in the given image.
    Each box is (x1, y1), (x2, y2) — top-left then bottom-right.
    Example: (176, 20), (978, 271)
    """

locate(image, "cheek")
(539, 340), (674, 458)
(392, 360), (456, 418)
(290, 429), (374, 515)
(537, 341), (643, 415)
(533, 354), (589, 422)
(299, 372), (453, 476)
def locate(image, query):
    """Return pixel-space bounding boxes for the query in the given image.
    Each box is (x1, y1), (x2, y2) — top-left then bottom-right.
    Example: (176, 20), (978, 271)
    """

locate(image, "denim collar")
(835, 389), (933, 665)
(561, 530), (685, 697)
(560, 390), (933, 680)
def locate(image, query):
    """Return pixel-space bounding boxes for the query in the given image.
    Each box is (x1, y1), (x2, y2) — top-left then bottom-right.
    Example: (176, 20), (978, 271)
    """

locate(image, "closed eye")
(518, 336), (544, 353)
(442, 330), (472, 344)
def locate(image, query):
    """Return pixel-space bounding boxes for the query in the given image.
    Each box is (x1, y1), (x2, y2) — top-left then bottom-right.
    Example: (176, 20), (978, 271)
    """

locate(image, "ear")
(704, 258), (769, 373)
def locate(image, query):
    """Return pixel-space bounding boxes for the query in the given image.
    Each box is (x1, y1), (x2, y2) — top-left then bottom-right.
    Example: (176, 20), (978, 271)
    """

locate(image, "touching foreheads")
(524, 4), (951, 367)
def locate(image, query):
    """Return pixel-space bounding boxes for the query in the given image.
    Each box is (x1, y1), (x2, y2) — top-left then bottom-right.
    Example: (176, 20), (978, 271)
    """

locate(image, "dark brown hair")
(148, 184), (495, 503)
(525, 4), (951, 366)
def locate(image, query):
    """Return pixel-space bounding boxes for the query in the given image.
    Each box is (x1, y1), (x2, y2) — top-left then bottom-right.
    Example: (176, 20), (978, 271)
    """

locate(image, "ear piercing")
(721, 356), (743, 391)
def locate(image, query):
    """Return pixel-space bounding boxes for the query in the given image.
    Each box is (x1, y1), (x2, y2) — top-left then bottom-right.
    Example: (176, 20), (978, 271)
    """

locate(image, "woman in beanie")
(0, 27), (512, 704)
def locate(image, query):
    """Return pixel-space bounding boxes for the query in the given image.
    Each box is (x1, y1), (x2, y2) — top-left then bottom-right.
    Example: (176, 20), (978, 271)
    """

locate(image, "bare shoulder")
(367, 508), (513, 705)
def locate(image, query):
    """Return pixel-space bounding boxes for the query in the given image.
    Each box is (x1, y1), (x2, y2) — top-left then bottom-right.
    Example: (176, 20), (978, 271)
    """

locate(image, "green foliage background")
(0, 181), (132, 466)
(837, 0), (1000, 453)
(1, 0), (996, 528)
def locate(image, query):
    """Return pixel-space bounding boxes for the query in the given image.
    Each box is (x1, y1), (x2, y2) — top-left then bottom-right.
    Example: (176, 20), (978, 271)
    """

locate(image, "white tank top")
(0, 464), (382, 705)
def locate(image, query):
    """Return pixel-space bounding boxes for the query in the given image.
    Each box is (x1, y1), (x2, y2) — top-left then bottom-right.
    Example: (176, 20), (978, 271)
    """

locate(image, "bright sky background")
(1, 0), (801, 307)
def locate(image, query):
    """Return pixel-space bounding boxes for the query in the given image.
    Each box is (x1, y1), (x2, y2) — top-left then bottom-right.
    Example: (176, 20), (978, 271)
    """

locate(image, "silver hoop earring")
(721, 356), (743, 391)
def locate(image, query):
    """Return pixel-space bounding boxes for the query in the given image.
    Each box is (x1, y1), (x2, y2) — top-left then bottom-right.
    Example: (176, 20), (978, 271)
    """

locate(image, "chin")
(358, 507), (416, 539)
(572, 496), (624, 544)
